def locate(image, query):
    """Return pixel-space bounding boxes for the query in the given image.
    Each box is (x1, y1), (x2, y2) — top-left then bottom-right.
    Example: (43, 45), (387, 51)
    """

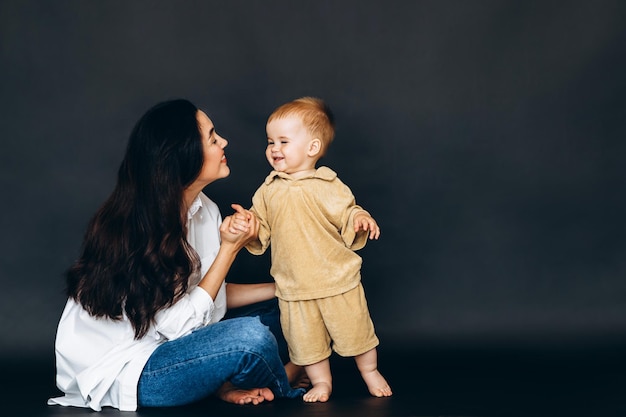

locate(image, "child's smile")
(265, 116), (318, 178)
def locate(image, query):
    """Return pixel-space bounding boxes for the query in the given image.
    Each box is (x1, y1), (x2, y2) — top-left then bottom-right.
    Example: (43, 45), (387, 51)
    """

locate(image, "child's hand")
(353, 212), (380, 240)
(226, 204), (252, 234)
(220, 204), (259, 249)
(226, 204), (259, 238)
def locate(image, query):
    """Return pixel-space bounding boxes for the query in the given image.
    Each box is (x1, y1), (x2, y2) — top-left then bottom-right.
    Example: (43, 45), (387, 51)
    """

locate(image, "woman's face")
(195, 110), (230, 186)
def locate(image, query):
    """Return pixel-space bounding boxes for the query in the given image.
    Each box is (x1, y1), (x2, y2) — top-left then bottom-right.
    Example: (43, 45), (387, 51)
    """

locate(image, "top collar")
(187, 194), (203, 220)
(264, 166), (337, 185)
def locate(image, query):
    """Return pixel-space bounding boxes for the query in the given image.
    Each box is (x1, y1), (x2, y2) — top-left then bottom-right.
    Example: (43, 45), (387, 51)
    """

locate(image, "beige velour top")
(246, 166), (370, 301)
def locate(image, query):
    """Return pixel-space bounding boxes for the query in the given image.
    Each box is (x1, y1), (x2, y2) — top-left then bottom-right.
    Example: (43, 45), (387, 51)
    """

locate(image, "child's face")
(265, 116), (318, 177)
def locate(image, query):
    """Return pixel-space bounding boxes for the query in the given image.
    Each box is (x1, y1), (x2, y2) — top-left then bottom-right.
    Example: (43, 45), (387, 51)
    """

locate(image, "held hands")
(220, 204), (259, 250)
(354, 212), (380, 240)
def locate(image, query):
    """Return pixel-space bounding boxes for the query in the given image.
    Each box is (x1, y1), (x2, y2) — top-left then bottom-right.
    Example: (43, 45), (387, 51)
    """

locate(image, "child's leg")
(284, 361), (311, 389)
(303, 359), (332, 402)
(354, 347), (393, 397)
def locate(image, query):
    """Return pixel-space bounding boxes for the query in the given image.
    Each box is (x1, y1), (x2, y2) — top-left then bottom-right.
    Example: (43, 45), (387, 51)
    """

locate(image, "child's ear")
(308, 139), (322, 157)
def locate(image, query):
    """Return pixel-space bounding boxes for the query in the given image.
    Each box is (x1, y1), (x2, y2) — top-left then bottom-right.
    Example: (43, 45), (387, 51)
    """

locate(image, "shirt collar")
(187, 195), (203, 220)
(264, 166), (337, 184)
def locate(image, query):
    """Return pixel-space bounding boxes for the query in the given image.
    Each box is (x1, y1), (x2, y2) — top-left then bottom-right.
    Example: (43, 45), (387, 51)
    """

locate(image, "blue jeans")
(224, 298), (290, 363)
(137, 299), (303, 407)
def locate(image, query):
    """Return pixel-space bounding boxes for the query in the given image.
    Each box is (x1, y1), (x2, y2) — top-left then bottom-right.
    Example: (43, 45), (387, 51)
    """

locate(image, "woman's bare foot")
(303, 382), (332, 403)
(284, 362), (311, 389)
(216, 382), (275, 405)
(361, 369), (392, 397)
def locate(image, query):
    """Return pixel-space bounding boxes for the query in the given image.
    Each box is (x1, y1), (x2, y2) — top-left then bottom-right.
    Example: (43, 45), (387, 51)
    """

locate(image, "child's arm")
(353, 211), (381, 240)
(243, 186), (271, 255)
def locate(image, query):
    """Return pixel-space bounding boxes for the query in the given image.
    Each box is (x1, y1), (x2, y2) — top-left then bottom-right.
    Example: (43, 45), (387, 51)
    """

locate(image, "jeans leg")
(225, 298), (289, 363)
(137, 316), (303, 407)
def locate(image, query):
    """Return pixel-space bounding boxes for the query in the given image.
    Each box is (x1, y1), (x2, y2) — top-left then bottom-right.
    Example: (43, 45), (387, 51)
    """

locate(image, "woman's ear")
(308, 139), (322, 157)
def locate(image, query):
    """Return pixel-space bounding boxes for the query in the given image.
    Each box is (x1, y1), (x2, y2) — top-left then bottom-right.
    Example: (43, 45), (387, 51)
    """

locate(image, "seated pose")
(245, 97), (392, 402)
(48, 99), (305, 411)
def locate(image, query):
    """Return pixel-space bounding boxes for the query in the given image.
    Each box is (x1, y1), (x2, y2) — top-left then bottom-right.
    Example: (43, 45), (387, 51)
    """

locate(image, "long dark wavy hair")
(66, 99), (204, 339)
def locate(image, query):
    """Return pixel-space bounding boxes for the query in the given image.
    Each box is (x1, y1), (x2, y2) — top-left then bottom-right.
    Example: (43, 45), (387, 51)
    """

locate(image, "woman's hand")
(199, 205), (259, 300)
(220, 204), (259, 251)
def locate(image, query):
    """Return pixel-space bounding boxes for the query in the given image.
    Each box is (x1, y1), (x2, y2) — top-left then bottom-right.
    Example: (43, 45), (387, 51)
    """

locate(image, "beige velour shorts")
(278, 283), (379, 366)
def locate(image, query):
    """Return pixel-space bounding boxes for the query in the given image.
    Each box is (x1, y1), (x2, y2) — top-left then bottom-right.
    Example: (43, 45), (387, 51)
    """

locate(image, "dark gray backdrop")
(1, 0), (625, 359)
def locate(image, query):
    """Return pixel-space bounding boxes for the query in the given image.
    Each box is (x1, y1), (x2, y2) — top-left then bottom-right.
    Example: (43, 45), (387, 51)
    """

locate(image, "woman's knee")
(235, 317), (277, 348)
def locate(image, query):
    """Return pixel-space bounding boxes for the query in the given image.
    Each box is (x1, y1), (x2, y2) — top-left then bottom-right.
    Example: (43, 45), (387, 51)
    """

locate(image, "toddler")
(246, 97), (392, 402)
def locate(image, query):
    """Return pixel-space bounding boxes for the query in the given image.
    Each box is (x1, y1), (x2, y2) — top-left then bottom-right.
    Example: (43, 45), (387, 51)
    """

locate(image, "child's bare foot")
(361, 370), (392, 397)
(303, 382), (332, 402)
(285, 362), (311, 389)
(217, 382), (275, 405)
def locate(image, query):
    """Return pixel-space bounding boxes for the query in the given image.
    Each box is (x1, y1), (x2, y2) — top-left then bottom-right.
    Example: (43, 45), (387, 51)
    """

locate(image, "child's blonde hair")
(268, 97), (335, 156)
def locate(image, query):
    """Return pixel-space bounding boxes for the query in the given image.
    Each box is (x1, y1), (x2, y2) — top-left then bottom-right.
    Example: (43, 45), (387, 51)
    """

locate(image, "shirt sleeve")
(152, 286), (215, 340)
(246, 185), (271, 255)
(333, 180), (370, 251)
(150, 191), (226, 340)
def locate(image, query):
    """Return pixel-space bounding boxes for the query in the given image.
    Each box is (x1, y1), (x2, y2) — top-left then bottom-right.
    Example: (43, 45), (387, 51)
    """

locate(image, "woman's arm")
(152, 205), (259, 340)
(198, 204), (259, 300)
(226, 282), (276, 309)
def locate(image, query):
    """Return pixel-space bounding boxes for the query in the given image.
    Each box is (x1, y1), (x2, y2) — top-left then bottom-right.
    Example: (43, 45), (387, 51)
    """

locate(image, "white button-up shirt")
(48, 193), (227, 411)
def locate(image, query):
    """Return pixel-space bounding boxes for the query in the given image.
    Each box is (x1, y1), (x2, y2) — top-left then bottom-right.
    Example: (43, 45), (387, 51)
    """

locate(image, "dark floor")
(5, 345), (626, 417)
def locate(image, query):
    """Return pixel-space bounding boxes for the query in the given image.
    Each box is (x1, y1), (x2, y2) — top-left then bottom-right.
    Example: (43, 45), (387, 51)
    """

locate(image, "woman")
(48, 99), (305, 411)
